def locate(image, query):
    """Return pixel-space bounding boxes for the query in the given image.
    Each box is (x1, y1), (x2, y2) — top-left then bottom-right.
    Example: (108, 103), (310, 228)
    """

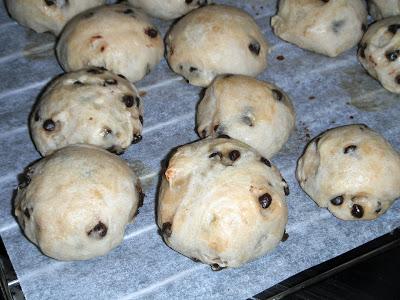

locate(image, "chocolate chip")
(189, 67), (198, 72)
(330, 195), (344, 206)
(201, 129), (207, 138)
(282, 179), (289, 196)
(103, 127), (112, 136)
(259, 193), (272, 209)
(117, 74), (127, 79)
(359, 43), (367, 59)
(104, 79), (118, 85)
(135, 97), (141, 107)
(44, 0), (55, 6)
(281, 231), (289, 242)
(385, 50), (399, 62)
(162, 222), (172, 237)
(132, 134), (142, 144)
(73, 80), (84, 86)
(18, 173), (31, 189)
(190, 257), (201, 262)
(87, 221), (107, 238)
(209, 151), (222, 159)
(242, 116), (253, 127)
(139, 115), (144, 125)
(218, 134), (231, 139)
(331, 20), (345, 34)
(34, 111), (40, 122)
(122, 95), (134, 107)
(43, 119), (55, 131)
(24, 208), (30, 219)
(185, 0), (193, 3)
(249, 41), (261, 55)
(272, 89), (283, 101)
(375, 201), (382, 214)
(396, 74), (400, 85)
(213, 124), (219, 132)
(229, 150), (240, 161)
(388, 24), (400, 34)
(211, 264), (225, 271)
(87, 67), (106, 74)
(145, 27), (158, 38)
(135, 183), (145, 208)
(260, 157), (271, 167)
(344, 145), (357, 154)
(351, 204), (364, 218)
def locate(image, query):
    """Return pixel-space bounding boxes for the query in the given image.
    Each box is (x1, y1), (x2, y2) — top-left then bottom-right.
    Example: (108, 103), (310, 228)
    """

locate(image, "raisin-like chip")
(259, 193), (272, 209)
(132, 134), (142, 144)
(330, 195), (344, 206)
(162, 222), (172, 237)
(43, 119), (56, 131)
(351, 204), (364, 218)
(249, 41), (261, 55)
(145, 28), (158, 38)
(344, 145), (357, 154)
(122, 95), (134, 107)
(229, 150), (240, 161)
(87, 221), (108, 238)
(260, 157), (271, 167)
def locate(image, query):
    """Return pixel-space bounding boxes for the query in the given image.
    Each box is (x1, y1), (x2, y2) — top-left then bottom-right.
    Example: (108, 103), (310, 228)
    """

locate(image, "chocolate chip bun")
(5, 0), (105, 35)
(56, 4), (164, 82)
(368, 0), (400, 20)
(358, 16), (400, 94)
(296, 124), (400, 221)
(30, 68), (143, 156)
(165, 4), (269, 87)
(127, 0), (207, 20)
(14, 144), (144, 261)
(158, 138), (289, 269)
(196, 75), (295, 159)
(271, 0), (367, 57)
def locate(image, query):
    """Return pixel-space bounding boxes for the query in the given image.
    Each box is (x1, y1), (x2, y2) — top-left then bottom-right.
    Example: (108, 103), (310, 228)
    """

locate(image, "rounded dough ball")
(5, 0), (105, 35)
(30, 68), (144, 156)
(165, 4), (269, 87)
(368, 0), (400, 20)
(56, 4), (164, 82)
(271, 0), (367, 57)
(358, 16), (400, 94)
(127, 0), (207, 20)
(158, 138), (289, 269)
(14, 144), (144, 260)
(196, 75), (295, 159)
(296, 124), (400, 221)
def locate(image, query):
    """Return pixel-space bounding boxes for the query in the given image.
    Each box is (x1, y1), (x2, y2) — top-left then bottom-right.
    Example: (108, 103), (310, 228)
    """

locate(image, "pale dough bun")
(14, 144), (144, 260)
(271, 0), (368, 57)
(165, 4), (269, 87)
(30, 68), (144, 156)
(56, 4), (164, 82)
(196, 75), (295, 159)
(127, 0), (207, 20)
(5, 0), (105, 35)
(358, 16), (400, 94)
(368, 0), (400, 20)
(296, 124), (400, 221)
(158, 138), (289, 269)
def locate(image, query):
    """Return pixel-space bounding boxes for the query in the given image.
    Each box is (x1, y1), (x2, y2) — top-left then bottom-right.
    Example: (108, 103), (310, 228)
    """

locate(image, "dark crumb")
(305, 133), (311, 139)
(349, 115), (354, 119)
(308, 96), (315, 100)
(331, 120), (336, 124)
(276, 55), (285, 61)
(139, 91), (147, 97)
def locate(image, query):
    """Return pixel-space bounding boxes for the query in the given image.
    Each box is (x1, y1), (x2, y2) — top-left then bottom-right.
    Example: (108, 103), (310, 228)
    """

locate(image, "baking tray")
(0, 0), (399, 299)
